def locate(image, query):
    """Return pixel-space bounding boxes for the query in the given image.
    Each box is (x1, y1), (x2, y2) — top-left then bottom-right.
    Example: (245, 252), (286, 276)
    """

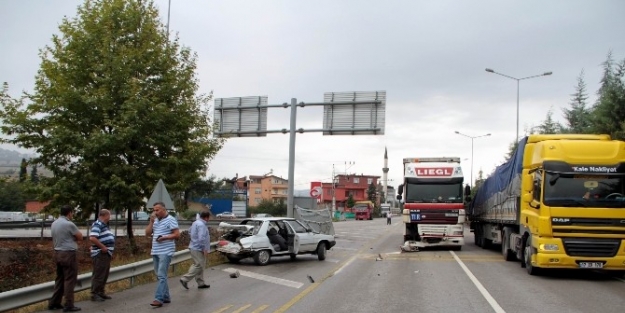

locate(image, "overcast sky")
(2, 0), (625, 193)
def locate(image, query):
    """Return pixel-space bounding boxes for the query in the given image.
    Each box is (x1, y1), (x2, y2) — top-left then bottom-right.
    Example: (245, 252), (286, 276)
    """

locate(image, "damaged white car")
(216, 217), (336, 266)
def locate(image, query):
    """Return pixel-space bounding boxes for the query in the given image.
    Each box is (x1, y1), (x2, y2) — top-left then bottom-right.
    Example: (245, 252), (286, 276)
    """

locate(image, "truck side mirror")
(396, 195), (402, 201)
(464, 196), (472, 203)
(464, 185), (471, 196)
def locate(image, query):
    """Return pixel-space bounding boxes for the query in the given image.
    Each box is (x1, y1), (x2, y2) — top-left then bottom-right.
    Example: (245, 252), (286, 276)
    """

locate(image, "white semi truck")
(396, 157), (471, 251)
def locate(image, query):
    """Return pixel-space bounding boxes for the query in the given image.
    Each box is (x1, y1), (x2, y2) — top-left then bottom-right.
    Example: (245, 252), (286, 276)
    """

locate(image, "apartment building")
(246, 175), (289, 206)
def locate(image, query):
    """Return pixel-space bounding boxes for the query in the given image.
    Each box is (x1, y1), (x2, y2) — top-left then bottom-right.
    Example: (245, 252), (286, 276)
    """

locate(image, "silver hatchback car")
(216, 217), (336, 266)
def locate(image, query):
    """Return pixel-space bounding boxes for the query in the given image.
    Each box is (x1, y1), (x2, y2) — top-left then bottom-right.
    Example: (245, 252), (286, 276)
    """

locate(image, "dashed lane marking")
(211, 304), (269, 313)
(331, 246), (358, 251)
(231, 304), (252, 313)
(222, 268), (304, 289)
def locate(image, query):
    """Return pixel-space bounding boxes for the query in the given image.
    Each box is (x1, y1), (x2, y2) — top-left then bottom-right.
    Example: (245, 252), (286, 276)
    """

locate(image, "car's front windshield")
(543, 172), (625, 208)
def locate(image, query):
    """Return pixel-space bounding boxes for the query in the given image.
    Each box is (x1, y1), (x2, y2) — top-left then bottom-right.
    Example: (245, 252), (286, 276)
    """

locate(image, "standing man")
(387, 211), (392, 225)
(89, 209), (115, 302)
(48, 205), (83, 312)
(180, 210), (211, 290)
(145, 202), (180, 307)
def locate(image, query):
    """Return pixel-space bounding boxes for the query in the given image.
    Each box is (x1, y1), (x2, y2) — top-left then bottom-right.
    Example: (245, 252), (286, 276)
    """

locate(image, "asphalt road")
(57, 219), (625, 313)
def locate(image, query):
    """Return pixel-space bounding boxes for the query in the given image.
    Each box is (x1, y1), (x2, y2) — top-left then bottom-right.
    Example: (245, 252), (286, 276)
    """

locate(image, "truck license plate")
(579, 262), (603, 269)
(410, 213), (421, 221)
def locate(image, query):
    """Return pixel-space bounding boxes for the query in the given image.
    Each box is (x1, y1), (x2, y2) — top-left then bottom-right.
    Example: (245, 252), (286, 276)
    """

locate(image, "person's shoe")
(149, 300), (163, 307)
(98, 294), (112, 300)
(48, 304), (64, 310)
(179, 279), (189, 290)
(198, 284), (210, 289)
(62, 307), (81, 312)
(90, 295), (105, 302)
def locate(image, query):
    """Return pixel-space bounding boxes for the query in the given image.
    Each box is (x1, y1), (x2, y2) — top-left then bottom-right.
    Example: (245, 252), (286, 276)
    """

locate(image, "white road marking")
(331, 247), (358, 251)
(450, 251), (506, 313)
(325, 258), (340, 263)
(334, 254), (358, 275)
(222, 268), (304, 289)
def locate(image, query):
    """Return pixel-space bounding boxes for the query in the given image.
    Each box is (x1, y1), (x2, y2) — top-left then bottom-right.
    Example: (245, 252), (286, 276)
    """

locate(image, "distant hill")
(0, 147), (49, 177)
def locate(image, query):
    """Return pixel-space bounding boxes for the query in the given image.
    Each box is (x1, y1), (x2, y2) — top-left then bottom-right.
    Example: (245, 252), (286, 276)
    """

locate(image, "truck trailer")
(469, 134), (625, 275)
(397, 157), (471, 251)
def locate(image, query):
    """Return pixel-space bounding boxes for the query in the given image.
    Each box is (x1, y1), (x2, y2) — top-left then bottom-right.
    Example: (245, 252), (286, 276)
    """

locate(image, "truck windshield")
(405, 183), (463, 203)
(353, 204), (369, 211)
(543, 172), (625, 208)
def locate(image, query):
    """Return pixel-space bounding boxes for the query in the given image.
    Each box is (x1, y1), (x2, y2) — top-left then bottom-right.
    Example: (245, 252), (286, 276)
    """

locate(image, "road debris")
(307, 275), (315, 283)
(229, 270), (240, 278)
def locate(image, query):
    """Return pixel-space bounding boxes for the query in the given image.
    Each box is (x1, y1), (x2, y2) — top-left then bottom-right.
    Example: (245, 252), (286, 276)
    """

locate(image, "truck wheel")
(253, 250), (271, 266)
(524, 236), (541, 275)
(316, 243), (327, 261)
(501, 229), (516, 261)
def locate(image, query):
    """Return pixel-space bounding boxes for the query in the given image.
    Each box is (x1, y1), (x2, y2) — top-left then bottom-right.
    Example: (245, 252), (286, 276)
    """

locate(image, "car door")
(285, 220), (316, 252)
(283, 221), (300, 254)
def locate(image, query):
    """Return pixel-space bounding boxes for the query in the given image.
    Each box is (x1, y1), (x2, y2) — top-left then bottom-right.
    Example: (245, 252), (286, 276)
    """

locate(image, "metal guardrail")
(0, 242), (219, 312)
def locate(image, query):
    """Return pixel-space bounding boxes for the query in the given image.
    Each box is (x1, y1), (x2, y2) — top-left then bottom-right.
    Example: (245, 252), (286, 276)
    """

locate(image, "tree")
(562, 70), (592, 133)
(592, 52), (625, 140)
(366, 183), (377, 203)
(0, 0), (224, 246)
(346, 194), (355, 209)
(30, 165), (39, 184)
(19, 158), (27, 183)
(533, 107), (563, 135)
(0, 180), (25, 211)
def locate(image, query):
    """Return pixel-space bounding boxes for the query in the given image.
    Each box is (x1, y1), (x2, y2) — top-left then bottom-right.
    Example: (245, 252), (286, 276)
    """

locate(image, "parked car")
(133, 211), (150, 220)
(216, 217), (336, 266)
(216, 212), (237, 219)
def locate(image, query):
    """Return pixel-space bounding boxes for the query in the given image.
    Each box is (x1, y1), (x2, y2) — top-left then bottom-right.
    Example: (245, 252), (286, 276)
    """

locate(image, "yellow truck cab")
(470, 134), (625, 275)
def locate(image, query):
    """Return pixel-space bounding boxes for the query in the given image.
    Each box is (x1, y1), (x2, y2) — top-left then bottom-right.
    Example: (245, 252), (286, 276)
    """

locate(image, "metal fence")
(0, 242), (218, 312)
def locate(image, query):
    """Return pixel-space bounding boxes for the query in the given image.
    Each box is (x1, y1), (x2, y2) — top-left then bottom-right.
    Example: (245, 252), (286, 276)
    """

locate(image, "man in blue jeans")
(145, 202), (180, 307)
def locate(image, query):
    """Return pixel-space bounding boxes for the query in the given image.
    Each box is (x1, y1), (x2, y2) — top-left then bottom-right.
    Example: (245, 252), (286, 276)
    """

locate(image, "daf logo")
(552, 218), (570, 223)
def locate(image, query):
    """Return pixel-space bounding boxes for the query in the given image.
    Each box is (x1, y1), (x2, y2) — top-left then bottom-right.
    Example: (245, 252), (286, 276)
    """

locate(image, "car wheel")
(253, 250), (271, 266)
(316, 243), (327, 261)
(290, 253), (297, 261)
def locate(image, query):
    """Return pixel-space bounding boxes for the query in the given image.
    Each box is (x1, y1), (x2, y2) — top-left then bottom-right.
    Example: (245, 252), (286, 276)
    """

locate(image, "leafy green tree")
(533, 107), (563, 134)
(366, 183), (377, 202)
(30, 165), (39, 184)
(19, 158), (27, 183)
(346, 194), (355, 209)
(562, 70), (592, 133)
(0, 0), (224, 244)
(0, 180), (25, 211)
(592, 52), (625, 140)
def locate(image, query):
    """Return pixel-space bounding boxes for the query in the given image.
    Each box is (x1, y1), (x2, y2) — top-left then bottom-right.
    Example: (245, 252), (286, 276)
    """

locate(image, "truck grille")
(418, 225), (449, 235)
(561, 238), (621, 257)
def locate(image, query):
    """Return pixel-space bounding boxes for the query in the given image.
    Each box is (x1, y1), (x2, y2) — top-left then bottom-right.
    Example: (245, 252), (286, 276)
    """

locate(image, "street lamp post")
(485, 68), (552, 142)
(454, 131), (491, 188)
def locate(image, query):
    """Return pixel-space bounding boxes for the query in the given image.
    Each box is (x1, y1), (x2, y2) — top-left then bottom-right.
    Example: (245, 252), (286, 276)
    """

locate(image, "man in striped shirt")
(89, 209), (115, 302)
(145, 202), (180, 307)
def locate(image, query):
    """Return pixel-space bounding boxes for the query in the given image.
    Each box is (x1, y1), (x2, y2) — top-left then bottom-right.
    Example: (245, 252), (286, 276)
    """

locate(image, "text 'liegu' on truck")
(470, 134), (625, 276)
(396, 157), (472, 251)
